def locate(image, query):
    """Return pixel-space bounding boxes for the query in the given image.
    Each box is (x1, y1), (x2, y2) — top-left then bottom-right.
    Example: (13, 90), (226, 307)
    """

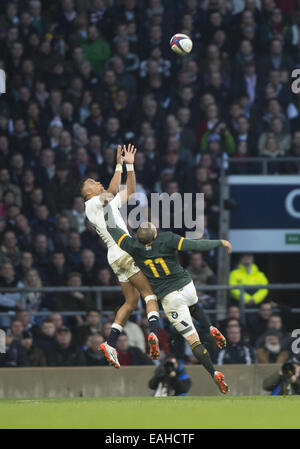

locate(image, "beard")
(265, 342), (281, 354)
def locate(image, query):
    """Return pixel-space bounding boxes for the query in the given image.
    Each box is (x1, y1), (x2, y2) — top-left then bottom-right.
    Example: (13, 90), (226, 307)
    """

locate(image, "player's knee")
(186, 332), (200, 346)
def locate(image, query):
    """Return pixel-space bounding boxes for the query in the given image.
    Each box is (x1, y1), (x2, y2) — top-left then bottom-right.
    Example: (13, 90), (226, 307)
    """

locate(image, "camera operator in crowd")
(148, 354), (191, 396)
(263, 358), (300, 395)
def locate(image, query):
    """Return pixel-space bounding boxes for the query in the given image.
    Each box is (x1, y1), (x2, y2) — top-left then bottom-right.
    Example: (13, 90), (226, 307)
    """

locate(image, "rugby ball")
(170, 33), (193, 56)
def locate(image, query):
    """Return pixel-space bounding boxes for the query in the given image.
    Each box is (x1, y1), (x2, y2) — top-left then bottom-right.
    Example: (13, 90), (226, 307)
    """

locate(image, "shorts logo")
(171, 312), (178, 319)
(180, 320), (188, 327)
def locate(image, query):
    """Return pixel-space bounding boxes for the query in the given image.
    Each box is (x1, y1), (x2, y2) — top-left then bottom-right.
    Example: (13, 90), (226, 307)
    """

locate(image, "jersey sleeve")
(108, 226), (135, 255)
(164, 232), (222, 252)
(112, 192), (122, 209)
(104, 202), (135, 255)
(85, 196), (101, 225)
(162, 232), (186, 251)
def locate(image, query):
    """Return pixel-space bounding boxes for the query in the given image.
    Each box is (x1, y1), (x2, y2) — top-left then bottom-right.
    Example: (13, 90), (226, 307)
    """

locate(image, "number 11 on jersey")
(144, 257), (171, 277)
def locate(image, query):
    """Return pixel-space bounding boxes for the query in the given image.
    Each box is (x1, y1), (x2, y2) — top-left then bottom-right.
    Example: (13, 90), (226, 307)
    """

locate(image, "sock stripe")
(111, 323), (123, 332)
(147, 311), (159, 319)
(191, 341), (201, 350)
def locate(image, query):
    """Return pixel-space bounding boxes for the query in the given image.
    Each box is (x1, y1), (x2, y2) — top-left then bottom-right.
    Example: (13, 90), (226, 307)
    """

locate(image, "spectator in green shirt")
(82, 25), (111, 73)
(201, 122), (236, 155)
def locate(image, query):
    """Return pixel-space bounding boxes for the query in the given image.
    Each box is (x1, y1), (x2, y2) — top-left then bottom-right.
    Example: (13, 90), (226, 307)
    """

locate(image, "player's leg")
(106, 278), (160, 360)
(185, 332), (229, 395)
(111, 253), (159, 335)
(161, 291), (229, 394)
(127, 270), (160, 359)
(118, 252), (160, 358)
(99, 280), (139, 368)
(181, 281), (227, 349)
(100, 254), (159, 366)
(129, 271), (159, 336)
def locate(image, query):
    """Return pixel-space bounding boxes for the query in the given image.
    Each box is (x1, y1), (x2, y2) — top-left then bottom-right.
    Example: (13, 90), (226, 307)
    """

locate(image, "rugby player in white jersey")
(81, 144), (160, 368)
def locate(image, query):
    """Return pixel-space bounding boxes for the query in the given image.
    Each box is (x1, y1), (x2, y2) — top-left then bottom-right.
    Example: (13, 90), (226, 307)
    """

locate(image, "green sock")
(191, 341), (215, 377)
(189, 304), (212, 331)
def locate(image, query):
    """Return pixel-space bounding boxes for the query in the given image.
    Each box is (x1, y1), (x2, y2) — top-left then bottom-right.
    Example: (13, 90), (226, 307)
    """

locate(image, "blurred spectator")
(247, 301), (274, 345)
(49, 313), (64, 331)
(15, 214), (34, 251)
(263, 359), (300, 395)
(21, 331), (47, 366)
(256, 330), (289, 364)
(0, 168), (22, 207)
(47, 252), (70, 286)
(187, 252), (216, 285)
(51, 215), (71, 251)
(217, 324), (255, 365)
(8, 319), (24, 341)
(34, 319), (56, 352)
(0, 263), (21, 327)
(255, 312), (290, 348)
(79, 249), (98, 286)
(45, 326), (86, 366)
(75, 309), (102, 345)
(46, 162), (77, 214)
(84, 334), (107, 366)
(148, 354), (191, 396)
(218, 304), (248, 338)
(66, 231), (82, 269)
(258, 117), (291, 155)
(229, 254), (269, 306)
(0, 333), (29, 367)
(116, 332), (154, 366)
(15, 310), (39, 336)
(32, 233), (52, 272)
(0, 230), (21, 267)
(124, 318), (146, 353)
(17, 268), (45, 311)
(55, 272), (95, 312)
(63, 196), (86, 234)
(82, 25), (110, 72)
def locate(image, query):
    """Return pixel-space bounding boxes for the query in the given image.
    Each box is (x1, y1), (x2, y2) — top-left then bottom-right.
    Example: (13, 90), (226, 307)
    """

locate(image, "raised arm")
(107, 145), (124, 195)
(167, 233), (232, 253)
(123, 144), (137, 200)
(181, 238), (231, 253)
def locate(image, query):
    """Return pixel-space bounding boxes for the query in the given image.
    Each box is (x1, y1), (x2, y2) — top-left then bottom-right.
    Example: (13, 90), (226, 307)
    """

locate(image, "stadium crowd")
(0, 0), (299, 367)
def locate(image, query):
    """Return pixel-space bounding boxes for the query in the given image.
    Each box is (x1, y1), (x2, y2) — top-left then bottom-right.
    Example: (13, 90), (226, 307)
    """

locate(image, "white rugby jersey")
(85, 193), (129, 264)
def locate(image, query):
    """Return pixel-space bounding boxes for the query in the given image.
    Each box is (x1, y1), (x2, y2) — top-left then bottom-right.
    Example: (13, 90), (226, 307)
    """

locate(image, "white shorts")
(161, 281), (198, 338)
(110, 252), (140, 283)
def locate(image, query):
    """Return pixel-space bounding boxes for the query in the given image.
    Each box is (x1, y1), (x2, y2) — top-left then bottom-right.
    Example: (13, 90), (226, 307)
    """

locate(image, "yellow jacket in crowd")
(229, 264), (269, 305)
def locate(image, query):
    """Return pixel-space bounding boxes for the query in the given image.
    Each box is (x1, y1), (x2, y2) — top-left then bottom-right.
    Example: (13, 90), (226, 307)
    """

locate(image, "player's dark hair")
(79, 179), (87, 198)
(137, 222), (156, 244)
(42, 318), (55, 326)
(87, 309), (101, 316)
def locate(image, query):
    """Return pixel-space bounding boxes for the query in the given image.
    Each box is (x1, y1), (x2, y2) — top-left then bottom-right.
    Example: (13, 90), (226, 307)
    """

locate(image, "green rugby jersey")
(105, 206), (222, 300)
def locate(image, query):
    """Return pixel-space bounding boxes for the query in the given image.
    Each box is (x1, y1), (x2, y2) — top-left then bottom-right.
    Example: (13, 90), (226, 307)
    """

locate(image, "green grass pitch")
(0, 396), (299, 429)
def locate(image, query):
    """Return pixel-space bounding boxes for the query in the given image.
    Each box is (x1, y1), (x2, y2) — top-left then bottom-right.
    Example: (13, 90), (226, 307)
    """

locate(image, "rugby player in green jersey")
(103, 203), (232, 394)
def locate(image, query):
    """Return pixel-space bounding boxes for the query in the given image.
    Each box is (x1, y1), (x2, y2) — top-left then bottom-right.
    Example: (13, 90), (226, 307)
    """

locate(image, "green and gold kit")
(105, 205), (222, 300)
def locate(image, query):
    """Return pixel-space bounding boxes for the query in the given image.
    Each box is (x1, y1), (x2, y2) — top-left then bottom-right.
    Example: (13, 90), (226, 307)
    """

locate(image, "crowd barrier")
(0, 364), (280, 398)
(0, 284), (299, 322)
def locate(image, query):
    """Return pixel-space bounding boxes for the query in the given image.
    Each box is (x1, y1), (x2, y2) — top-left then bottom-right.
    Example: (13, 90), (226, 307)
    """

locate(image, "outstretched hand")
(123, 143), (137, 164)
(117, 145), (124, 165)
(221, 240), (232, 254)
